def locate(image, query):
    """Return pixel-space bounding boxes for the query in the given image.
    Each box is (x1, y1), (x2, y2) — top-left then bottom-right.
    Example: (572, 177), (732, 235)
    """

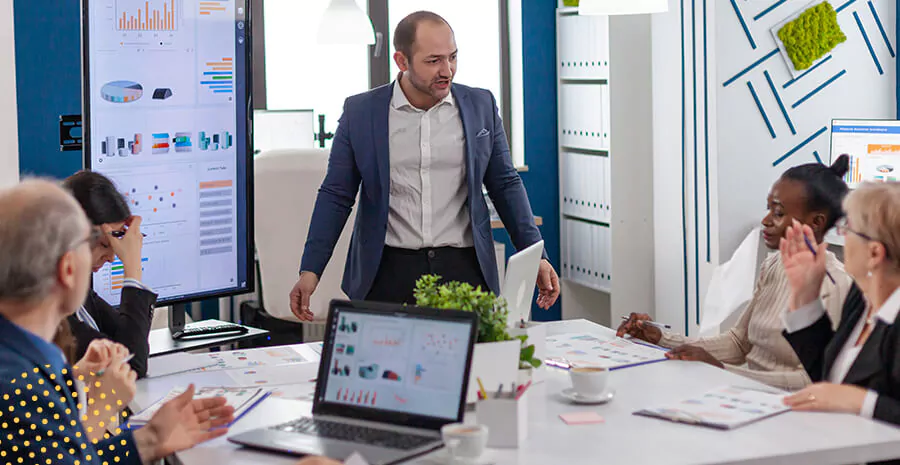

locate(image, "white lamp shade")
(317, 0), (375, 45)
(578, 0), (669, 15)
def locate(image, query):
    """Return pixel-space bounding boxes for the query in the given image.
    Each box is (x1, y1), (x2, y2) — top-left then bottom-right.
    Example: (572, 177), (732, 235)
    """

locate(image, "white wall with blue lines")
(651, 0), (894, 337)
(718, 0), (894, 257)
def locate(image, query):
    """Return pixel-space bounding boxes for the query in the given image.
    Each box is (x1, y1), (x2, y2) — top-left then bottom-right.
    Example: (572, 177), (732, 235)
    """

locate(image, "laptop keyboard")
(273, 417), (438, 451)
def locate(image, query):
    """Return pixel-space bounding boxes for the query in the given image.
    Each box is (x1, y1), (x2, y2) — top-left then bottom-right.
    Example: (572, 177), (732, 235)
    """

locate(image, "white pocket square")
(476, 128), (491, 137)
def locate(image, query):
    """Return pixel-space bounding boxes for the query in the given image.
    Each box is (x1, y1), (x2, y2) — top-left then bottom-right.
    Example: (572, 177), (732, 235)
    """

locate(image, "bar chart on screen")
(108, 257), (149, 291)
(116, 0), (180, 31)
(199, 1), (229, 16)
(200, 58), (234, 98)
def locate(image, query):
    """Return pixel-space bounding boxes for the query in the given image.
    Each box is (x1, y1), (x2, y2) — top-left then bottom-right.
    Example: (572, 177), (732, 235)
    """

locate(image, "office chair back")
(254, 149), (354, 322)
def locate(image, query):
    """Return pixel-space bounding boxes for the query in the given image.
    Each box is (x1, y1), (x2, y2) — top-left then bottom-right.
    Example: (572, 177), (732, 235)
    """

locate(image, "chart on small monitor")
(831, 119), (900, 189)
(84, 0), (251, 305)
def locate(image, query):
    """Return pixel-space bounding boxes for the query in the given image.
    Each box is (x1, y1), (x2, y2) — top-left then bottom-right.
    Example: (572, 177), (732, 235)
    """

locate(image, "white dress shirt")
(386, 80), (473, 250)
(784, 287), (900, 417)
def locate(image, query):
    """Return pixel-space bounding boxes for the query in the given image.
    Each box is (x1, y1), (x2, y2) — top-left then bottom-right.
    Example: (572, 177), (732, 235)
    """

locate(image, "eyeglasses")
(835, 217), (876, 241)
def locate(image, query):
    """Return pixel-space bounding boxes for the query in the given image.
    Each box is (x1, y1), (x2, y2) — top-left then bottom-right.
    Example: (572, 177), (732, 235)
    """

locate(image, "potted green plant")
(414, 275), (541, 396)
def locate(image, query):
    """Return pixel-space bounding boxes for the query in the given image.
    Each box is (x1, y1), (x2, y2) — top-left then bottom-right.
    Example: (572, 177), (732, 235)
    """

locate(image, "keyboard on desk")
(273, 417), (438, 450)
(172, 323), (248, 340)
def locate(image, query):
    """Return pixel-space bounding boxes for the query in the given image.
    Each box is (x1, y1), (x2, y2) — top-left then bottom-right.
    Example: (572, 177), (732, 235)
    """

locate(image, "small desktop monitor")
(831, 119), (900, 189)
(253, 109), (315, 153)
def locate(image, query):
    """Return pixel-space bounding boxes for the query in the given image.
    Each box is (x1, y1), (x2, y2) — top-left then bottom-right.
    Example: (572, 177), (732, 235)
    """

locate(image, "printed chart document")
(195, 345), (309, 371)
(226, 361), (320, 387)
(147, 352), (219, 377)
(544, 332), (667, 369)
(130, 386), (269, 426)
(633, 386), (790, 430)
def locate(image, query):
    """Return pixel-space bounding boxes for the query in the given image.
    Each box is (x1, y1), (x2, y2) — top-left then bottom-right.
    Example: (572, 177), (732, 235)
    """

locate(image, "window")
(258, 0), (522, 165)
(263, 0), (370, 144)
(387, 1), (503, 116)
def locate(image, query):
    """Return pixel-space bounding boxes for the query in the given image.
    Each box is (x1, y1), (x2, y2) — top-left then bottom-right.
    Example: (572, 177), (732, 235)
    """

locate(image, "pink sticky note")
(559, 412), (605, 425)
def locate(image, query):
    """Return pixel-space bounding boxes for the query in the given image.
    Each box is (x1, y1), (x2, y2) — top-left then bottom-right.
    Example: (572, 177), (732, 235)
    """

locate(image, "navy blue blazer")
(300, 82), (545, 299)
(0, 315), (141, 465)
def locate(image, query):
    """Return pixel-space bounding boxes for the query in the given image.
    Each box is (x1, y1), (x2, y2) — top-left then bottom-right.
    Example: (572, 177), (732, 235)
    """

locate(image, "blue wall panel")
(14, 0), (84, 179)
(493, 0), (561, 322)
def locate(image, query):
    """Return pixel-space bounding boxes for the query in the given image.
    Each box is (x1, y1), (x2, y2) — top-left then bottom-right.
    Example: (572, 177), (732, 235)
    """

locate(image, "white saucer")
(561, 388), (615, 405)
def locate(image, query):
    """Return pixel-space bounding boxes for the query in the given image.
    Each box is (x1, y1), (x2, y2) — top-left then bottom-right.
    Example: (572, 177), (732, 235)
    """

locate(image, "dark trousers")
(365, 246), (488, 305)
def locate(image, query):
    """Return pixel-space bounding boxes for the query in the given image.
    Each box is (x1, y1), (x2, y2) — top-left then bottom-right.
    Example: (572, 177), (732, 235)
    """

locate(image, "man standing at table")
(290, 11), (559, 319)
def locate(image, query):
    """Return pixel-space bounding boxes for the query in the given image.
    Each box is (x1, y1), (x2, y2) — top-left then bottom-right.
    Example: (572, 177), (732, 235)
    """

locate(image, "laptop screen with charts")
(313, 300), (478, 430)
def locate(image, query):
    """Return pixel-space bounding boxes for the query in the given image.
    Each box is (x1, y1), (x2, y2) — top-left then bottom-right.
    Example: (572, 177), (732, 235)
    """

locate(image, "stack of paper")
(544, 332), (666, 369)
(129, 386), (270, 426)
(633, 386), (790, 429)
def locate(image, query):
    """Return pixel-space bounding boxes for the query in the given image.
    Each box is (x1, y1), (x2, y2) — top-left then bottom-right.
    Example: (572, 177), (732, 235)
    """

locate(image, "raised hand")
(780, 219), (828, 310)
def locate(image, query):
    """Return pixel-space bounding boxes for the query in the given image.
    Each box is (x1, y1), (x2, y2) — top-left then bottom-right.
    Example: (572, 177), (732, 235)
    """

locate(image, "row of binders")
(558, 13), (610, 80)
(562, 218), (611, 291)
(562, 151), (610, 224)
(559, 83), (610, 151)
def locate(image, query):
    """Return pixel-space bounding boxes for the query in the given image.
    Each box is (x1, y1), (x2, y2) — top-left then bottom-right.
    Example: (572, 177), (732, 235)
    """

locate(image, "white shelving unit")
(557, 8), (612, 294)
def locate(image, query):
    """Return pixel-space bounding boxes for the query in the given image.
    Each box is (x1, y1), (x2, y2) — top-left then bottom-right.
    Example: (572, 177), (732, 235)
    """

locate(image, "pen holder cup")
(475, 390), (528, 448)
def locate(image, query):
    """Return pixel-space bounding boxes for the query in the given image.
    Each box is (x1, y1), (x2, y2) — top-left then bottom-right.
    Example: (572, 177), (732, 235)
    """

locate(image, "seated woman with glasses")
(781, 182), (900, 427)
(618, 157), (854, 390)
(61, 171), (157, 378)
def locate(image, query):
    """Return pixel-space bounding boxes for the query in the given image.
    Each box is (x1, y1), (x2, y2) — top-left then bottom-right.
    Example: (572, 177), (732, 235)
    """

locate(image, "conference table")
(133, 319), (900, 465)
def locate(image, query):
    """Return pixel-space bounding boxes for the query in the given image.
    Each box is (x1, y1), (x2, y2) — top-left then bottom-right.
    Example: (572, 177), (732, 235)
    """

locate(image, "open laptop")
(502, 240), (545, 327)
(229, 300), (478, 464)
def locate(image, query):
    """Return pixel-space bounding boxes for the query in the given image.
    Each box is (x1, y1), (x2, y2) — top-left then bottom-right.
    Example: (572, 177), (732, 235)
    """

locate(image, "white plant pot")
(509, 322), (547, 383)
(517, 367), (533, 385)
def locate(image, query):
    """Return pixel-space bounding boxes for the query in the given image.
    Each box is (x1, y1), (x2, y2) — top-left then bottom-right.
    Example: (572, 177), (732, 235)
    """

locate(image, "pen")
(802, 234), (836, 284)
(476, 377), (488, 400)
(96, 353), (135, 377)
(620, 316), (671, 330)
(515, 380), (532, 400)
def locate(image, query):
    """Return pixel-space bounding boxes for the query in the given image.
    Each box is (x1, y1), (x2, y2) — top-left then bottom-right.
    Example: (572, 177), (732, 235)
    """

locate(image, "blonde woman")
(782, 182), (900, 427)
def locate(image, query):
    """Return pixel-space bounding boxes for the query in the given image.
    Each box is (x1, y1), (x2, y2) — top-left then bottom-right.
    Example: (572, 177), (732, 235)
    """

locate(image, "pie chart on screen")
(101, 81), (143, 103)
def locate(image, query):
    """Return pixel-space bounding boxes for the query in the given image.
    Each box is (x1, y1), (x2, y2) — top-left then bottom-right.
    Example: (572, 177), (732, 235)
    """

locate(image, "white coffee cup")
(569, 366), (609, 397)
(441, 423), (488, 462)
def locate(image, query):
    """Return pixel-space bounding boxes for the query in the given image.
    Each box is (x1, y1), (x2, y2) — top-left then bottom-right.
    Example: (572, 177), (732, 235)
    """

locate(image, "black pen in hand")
(803, 235), (836, 284)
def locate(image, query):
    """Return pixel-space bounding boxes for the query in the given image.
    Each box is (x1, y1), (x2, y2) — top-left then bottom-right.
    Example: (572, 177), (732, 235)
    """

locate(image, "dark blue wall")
(14, 0), (84, 178)
(494, 0), (561, 321)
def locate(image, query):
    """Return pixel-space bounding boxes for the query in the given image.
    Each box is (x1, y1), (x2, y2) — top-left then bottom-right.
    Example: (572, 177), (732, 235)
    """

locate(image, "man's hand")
(535, 259), (560, 310)
(665, 345), (725, 369)
(73, 339), (129, 376)
(134, 384), (235, 461)
(290, 271), (319, 321)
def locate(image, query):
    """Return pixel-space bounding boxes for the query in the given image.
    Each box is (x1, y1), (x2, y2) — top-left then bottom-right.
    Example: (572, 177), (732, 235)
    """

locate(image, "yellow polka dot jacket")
(0, 315), (140, 465)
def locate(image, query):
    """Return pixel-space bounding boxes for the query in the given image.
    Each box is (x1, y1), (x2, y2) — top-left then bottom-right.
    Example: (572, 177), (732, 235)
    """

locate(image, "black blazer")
(784, 283), (900, 425)
(67, 286), (157, 378)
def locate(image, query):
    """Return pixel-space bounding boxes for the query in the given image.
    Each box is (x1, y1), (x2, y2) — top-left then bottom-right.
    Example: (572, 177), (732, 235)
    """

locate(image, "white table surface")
(134, 319), (900, 465)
